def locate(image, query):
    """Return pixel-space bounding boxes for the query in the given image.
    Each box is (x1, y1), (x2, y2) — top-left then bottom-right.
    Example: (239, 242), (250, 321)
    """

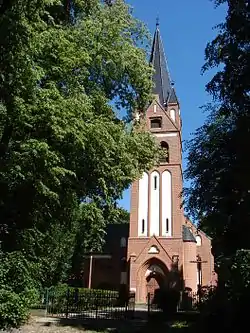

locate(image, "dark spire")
(150, 24), (177, 106)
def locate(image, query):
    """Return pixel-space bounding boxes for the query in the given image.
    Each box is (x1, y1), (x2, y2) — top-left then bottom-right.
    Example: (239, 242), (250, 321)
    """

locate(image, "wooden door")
(146, 276), (160, 303)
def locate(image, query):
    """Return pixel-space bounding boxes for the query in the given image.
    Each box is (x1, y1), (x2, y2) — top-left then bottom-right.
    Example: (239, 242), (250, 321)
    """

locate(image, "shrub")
(155, 288), (180, 318)
(0, 251), (40, 329)
(193, 250), (250, 333)
(0, 290), (29, 330)
(43, 284), (119, 314)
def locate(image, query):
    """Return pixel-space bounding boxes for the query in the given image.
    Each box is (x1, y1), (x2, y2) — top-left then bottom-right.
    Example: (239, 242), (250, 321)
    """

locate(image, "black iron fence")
(147, 290), (201, 317)
(34, 287), (135, 320)
(178, 291), (200, 311)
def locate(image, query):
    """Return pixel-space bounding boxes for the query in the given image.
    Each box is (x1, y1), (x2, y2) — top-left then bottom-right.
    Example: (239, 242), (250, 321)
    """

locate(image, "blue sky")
(118, 0), (227, 212)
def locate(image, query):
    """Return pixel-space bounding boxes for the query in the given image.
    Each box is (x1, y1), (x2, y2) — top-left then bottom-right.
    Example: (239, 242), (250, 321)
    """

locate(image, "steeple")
(150, 23), (178, 106)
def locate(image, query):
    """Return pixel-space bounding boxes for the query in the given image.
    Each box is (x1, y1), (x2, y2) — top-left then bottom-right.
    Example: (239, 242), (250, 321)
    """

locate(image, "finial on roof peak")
(156, 16), (160, 27)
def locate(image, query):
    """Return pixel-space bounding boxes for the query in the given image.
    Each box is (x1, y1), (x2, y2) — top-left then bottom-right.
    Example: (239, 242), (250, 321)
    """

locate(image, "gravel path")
(0, 314), (151, 333)
(0, 317), (104, 333)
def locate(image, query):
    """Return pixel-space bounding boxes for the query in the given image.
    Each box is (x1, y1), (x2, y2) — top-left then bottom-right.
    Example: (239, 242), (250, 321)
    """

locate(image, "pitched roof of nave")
(182, 225), (196, 242)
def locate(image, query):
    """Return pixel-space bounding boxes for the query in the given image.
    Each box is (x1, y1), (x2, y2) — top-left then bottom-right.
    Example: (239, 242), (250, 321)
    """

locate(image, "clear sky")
(118, 0), (227, 212)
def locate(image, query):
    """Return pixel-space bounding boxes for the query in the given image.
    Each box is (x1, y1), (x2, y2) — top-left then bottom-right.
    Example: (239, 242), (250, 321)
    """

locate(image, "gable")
(134, 235), (173, 268)
(146, 99), (179, 132)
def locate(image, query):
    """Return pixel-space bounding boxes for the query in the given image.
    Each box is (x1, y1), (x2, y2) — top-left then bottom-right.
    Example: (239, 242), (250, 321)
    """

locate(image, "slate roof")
(103, 223), (129, 253)
(150, 25), (179, 106)
(168, 87), (178, 104)
(182, 225), (196, 243)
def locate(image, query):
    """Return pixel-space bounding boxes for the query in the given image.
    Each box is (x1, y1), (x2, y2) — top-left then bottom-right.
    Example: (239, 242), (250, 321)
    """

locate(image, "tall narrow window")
(142, 219), (145, 234)
(150, 171), (160, 236)
(161, 170), (172, 236)
(166, 218), (169, 233)
(154, 176), (157, 190)
(138, 172), (148, 237)
(160, 141), (169, 163)
(170, 109), (176, 122)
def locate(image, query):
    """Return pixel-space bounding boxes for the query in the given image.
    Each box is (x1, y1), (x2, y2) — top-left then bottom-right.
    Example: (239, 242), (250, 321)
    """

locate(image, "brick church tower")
(127, 24), (215, 303)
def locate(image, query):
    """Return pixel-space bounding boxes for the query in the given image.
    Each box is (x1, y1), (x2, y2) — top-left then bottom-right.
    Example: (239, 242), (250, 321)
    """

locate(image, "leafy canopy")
(184, 0), (250, 257)
(0, 0), (159, 253)
(0, 0), (160, 327)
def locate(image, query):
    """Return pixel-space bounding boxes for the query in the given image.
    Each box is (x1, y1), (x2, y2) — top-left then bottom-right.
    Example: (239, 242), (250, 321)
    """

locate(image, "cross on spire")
(156, 16), (160, 27)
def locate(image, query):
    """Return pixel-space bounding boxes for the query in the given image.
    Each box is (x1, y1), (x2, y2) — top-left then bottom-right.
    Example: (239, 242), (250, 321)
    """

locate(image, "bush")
(0, 290), (29, 330)
(192, 250), (250, 333)
(43, 284), (119, 314)
(155, 288), (180, 318)
(0, 251), (40, 329)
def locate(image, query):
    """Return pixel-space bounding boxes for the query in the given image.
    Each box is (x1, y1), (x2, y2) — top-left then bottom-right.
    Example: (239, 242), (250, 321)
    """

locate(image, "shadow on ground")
(53, 310), (197, 333)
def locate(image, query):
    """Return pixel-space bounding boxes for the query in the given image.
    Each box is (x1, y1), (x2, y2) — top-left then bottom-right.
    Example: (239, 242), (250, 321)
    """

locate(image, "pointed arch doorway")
(136, 257), (169, 304)
(146, 264), (165, 303)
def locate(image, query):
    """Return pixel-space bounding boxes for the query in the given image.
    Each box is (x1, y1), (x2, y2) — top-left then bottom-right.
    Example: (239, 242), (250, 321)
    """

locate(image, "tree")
(185, 1), (250, 331)
(107, 206), (130, 224)
(185, 0), (250, 258)
(0, 0), (159, 286)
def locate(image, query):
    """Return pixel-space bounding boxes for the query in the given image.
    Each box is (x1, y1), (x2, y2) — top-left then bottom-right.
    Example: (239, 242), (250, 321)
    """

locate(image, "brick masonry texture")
(127, 98), (216, 303)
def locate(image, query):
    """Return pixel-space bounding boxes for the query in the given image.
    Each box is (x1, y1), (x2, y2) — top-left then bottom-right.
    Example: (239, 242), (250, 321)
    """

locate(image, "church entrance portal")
(136, 258), (169, 304)
(146, 275), (160, 296)
(146, 273), (163, 304)
(145, 263), (166, 304)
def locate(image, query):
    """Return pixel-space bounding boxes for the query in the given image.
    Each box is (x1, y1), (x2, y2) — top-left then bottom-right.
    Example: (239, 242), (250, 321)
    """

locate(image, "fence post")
(95, 296), (98, 319)
(125, 293), (129, 319)
(45, 288), (48, 317)
(131, 292), (135, 319)
(66, 288), (70, 319)
(147, 292), (150, 320)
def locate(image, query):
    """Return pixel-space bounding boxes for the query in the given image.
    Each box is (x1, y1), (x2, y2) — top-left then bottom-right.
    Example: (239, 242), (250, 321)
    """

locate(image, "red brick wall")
(185, 219), (216, 288)
(127, 97), (216, 302)
(183, 241), (198, 291)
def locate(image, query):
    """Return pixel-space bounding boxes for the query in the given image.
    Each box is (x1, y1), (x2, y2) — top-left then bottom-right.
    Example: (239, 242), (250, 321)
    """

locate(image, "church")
(83, 24), (216, 304)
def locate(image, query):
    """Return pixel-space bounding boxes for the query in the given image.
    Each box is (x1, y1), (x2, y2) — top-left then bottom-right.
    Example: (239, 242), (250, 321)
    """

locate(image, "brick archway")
(136, 257), (169, 303)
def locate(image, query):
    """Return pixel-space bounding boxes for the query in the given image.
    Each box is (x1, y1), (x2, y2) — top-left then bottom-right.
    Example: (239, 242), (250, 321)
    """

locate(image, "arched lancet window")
(160, 141), (169, 163)
(120, 237), (126, 248)
(196, 235), (202, 246)
(170, 109), (176, 122)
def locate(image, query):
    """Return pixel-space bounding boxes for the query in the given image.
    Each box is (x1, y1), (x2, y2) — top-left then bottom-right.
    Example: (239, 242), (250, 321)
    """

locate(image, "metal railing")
(34, 287), (135, 320)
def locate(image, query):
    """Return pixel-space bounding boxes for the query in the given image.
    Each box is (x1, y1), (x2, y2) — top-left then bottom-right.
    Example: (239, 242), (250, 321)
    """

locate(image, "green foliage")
(184, 0), (250, 257)
(71, 202), (106, 277)
(34, 284), (119, 314)
(0, 251), (40, 329)
(193, 251), (250, 333)
(227, 249), (250, 300)
(185, 1), (250, 331)
(108, 207), (130, 224)
(0, 0), (158, 251)
(0, 290), (29, 330)
(0, 0), (159, 328)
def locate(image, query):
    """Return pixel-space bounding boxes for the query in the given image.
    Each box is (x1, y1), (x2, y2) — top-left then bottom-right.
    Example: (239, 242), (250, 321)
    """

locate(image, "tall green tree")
(0, 0), (159, 283)
(185, 1), (250, 331)
(185, 0), (250, 258)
